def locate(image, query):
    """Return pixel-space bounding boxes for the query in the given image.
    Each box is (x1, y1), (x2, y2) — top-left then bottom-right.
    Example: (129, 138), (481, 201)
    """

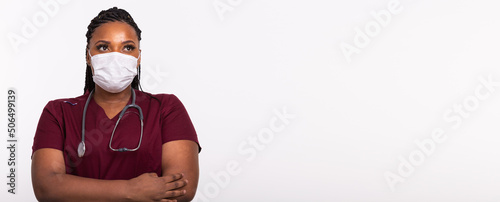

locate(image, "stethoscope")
(78, 89), (144, 158)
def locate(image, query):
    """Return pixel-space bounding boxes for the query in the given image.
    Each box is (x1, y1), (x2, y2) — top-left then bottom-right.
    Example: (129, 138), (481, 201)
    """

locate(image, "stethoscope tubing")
(78, 89), (144, 157)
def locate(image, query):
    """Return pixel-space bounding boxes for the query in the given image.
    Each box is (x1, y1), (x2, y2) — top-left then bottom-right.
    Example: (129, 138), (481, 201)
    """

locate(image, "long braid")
(84, 7), (142, 93)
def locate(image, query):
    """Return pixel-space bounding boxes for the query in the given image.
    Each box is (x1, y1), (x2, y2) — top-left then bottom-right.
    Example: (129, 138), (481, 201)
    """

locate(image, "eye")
(96, 44), (109, 51)
(124, 45), (136, 52)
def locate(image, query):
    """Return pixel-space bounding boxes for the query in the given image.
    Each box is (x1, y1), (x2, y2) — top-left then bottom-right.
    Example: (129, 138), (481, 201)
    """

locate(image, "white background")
(1, 0), (500, 201)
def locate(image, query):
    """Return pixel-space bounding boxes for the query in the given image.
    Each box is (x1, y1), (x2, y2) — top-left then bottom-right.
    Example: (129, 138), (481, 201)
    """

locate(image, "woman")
(31, 7), (201, 202)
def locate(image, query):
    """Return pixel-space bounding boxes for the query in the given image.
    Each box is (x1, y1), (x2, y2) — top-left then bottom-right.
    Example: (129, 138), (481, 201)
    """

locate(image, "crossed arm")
(31, 140), (199, 202)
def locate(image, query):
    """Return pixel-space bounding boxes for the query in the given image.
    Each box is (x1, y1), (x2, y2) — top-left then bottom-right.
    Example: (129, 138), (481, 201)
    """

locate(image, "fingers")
(163, 173), (184, 183)
(167, 179), (188, 191)
(167, 189), (186, 198)
(158, 189), (185, 200)
(146, 173), (188, 200)
(160, 173), (188, 190)
(160, 199), (177, 202)
(130, 173), (187, 201)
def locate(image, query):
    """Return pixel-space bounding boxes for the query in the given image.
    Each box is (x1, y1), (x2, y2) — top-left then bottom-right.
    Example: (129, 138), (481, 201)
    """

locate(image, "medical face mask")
(89, 51), (140, 93)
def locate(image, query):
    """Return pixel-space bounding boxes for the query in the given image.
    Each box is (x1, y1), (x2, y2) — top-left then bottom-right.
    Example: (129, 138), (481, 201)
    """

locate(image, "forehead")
(90, 21), (138, 42)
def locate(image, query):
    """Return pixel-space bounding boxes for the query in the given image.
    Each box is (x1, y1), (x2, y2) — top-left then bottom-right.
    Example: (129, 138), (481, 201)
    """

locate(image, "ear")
(86, 48), (91, 66)
(137, 49), (141, 68)
(86, 49), (94, 75)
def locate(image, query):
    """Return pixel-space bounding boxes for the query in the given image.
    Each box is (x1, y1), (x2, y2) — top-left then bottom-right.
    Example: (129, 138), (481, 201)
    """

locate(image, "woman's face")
(86, 21), (141, 67)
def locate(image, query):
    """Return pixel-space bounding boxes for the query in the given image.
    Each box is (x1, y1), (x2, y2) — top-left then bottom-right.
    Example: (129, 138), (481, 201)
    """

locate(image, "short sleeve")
(32, 101), (65, 154)
(160, 95), (201, 152)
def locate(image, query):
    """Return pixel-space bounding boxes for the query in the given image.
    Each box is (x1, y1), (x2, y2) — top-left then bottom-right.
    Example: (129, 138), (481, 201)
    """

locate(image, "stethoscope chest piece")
(78, 141), (86, 157)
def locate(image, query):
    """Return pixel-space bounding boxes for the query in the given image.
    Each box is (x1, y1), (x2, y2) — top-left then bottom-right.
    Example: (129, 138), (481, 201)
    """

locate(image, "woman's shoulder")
(136, 90), (187, 114)
(137, 90), (182, 104)
(43, 93), (89, 111)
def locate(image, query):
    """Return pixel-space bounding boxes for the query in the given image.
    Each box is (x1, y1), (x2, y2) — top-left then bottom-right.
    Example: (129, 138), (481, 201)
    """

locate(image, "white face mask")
(88, 51), (140, 93)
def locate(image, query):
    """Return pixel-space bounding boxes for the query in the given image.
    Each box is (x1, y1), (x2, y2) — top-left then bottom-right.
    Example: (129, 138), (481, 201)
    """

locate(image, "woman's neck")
(92, 86), (132, 119)
(93, 86), (132, 104)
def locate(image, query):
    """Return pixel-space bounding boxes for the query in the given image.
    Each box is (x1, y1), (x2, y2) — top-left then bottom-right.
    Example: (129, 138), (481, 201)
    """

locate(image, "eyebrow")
(122, 40), (136, 45)
(94, 40), (110, 45)
(94, 40), (136, 45)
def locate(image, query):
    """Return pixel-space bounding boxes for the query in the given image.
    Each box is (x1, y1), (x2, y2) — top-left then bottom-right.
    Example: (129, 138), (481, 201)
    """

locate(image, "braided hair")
(84, 7), (142, 93)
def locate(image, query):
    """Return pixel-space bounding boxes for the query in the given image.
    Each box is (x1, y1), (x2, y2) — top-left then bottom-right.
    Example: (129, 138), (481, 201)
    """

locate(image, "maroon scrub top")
(32, 89), (200, 180)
